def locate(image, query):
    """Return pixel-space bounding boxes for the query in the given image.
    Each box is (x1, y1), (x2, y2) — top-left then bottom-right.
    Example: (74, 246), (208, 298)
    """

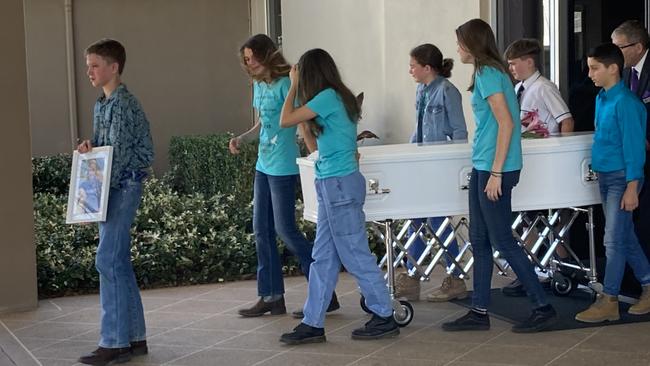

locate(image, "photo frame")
(66, 146), (113, 224)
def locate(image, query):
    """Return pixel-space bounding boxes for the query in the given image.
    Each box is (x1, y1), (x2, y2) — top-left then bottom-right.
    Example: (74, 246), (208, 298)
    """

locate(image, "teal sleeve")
(306, 88), (338, 120)
(475, 67), (505, 100)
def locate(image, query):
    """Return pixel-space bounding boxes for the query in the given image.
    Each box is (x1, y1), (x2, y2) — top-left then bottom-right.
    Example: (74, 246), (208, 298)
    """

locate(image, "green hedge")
(32, 153), (72, 195)
(168, 133), (258, 198)
(35, 178), (260, 297)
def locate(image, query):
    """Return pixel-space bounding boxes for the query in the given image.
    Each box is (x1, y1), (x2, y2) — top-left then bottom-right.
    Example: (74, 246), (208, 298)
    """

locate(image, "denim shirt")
(410, 77), (468, 143)
(92, 84), (154, 189)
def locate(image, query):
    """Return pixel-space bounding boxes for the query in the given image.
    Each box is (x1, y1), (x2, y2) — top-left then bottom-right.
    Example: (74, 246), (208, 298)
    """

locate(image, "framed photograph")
(66, 146), (113, 224)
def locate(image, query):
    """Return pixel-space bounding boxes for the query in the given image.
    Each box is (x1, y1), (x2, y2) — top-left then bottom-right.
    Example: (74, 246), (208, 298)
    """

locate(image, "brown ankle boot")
(575, 293), (619, 323)
(629, 285), (650, 315)
(427, 275), (468, 302)
(238, 297), (286, 317)
(394, 272), (421, 301)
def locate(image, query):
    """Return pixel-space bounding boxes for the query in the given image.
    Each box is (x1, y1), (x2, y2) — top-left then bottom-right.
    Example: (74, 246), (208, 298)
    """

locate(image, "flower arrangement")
(521, 109), (550, 139)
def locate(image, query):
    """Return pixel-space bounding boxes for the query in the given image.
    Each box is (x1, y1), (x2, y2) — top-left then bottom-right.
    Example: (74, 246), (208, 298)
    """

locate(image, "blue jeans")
(96, 178), (146, 348)
(253, 171), (314, 296)
(469, 169), (548, 309)
(303, 171), (392, 328)
(599, 170), (650, 296)
(407, 217), (461, 276)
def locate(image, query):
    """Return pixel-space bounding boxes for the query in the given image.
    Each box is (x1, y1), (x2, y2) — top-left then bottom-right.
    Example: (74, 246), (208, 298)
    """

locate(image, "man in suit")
(612, 19), (650, 277)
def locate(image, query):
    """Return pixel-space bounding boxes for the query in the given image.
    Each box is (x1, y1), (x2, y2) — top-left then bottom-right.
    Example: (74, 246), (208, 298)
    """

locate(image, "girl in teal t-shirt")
(278, 48), (398, 344)
(229, 34), (338, 318)
(441, 19), (557, 333)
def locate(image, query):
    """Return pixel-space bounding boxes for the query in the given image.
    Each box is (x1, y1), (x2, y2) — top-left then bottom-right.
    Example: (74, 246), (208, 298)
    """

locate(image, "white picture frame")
(66, 146), (113, 224)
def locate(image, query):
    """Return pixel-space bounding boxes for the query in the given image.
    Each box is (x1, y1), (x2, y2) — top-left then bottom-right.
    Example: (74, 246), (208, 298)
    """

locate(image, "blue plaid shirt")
(91, 84), (154, 189)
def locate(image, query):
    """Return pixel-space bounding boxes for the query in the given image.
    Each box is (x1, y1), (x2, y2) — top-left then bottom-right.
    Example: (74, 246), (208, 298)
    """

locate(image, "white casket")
(297, 133), (600, 222)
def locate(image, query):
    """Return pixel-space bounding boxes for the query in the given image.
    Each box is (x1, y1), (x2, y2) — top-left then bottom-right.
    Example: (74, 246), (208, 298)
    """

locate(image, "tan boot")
(575, 294), (619, 323)
(629, 285), (650, 315)
(426, 275), (468, 302)
(394, 272), (420, 301)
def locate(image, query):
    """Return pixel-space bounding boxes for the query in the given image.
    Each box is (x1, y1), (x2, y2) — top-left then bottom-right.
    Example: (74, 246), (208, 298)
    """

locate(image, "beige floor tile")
(46, 307), (100, 324)
(257, 351), (359, 365)
(155, 299), (247, 314)
(169, 347), (278, 366)
(352, 356), (449, 366)
(36, 359), (79, 366)
(31, 340), (98, 360)
(15, 337), (61, 351)
(575, 330), (650, 355)
(373, 339), (478, 361)
(148, 328), (242, 347)
(141, 284), (220, 299)
(217, 331), (293, 351)
(486, 329), (590, 348)
(13, 322), (96, 340)
(143, 311), (212, 328)
(194, 287), (258, 301)
(456, 344), (568, 366)
(183, 313), (280, 332)
(134, 344), (203, 364)
(548, 348), (650, 366)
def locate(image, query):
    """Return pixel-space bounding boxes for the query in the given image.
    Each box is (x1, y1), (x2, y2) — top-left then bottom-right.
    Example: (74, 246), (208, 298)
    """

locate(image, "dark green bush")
(35, 178), (259, 297)
(32, 153), (72, 195)
(168, 134), (258, 198)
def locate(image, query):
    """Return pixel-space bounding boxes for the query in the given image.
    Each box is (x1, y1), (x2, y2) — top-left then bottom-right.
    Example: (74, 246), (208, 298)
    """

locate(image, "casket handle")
(460, 172), (472, 190)
(584, 164), (598, 182)
(368, 178), (391, 195)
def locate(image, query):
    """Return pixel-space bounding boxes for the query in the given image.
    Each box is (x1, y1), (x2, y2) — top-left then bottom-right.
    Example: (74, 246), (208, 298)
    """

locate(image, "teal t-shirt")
(471, 66), (522, 172)
(305, 88), (358, 179)
(253, 76), (300, 176)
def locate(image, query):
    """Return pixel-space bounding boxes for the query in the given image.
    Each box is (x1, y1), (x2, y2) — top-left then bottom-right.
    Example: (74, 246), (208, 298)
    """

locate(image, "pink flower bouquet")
(521, 109), (550, 139)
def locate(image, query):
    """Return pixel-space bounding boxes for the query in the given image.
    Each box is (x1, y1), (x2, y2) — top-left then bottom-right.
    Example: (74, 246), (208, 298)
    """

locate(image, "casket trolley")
(297, 133), (603, 326)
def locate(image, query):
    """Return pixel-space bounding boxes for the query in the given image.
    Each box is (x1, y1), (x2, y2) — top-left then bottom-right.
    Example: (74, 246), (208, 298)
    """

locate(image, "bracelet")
(490, 171), (503, 178)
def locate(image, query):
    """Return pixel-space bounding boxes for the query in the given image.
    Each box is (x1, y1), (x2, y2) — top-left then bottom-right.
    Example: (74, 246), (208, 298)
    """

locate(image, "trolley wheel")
(359, 295), (372, 314)
(393, 300), (414, 327)
(551, 274), (575, 296)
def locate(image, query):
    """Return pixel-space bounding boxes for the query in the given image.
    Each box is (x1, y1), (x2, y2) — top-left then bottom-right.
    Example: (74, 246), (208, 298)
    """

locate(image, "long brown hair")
(296, 48), (361, 127)
(455, 19), (508, 91)
(239, 34), (290, 83)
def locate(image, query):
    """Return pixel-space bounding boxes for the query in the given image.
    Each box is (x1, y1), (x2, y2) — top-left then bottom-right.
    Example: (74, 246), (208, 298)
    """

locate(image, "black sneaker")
(78, 347), (131, 366)
(442, 310), (490, 331)
(512, 304), (558, 333)
(292, 292), (341, 318)
(502, 279), (527, 297)
(280, 323), (326, 345)
(351, 314), (400, 340)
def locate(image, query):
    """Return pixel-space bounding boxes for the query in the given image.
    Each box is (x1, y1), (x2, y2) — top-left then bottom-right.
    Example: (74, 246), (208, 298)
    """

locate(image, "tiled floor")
(2, 270), (650, 366)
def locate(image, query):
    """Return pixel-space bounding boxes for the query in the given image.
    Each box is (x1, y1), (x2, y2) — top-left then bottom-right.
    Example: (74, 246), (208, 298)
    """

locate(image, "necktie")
(631, 68), (639, 93)
(516, 84), (525, 104)
(416, 91), (426, 143)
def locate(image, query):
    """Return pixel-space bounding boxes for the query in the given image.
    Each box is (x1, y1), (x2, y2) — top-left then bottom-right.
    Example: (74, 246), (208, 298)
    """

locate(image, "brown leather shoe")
(238, 297), (286, 317)
(130, 340), (148, 356)
(78, 347), (131, 366)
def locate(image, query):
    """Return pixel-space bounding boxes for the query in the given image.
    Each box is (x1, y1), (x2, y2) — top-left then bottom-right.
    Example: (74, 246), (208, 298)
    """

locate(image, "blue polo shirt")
(471, 66), (522, 172)
(592, 81), (647, 182)
(305, 88), (358, 179)
(253, 76), (300, 176)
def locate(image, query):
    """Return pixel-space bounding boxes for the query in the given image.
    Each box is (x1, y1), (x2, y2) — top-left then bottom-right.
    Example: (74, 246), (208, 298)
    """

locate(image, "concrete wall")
(0, 0), (38, 313)
(24, 0), (253, 173)
(281, 0), (490, 143)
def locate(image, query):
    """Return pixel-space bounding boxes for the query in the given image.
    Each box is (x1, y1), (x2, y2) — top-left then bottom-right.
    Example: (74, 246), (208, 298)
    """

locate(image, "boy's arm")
(559, 117), (575, 133)
(618, 99), (646, 211)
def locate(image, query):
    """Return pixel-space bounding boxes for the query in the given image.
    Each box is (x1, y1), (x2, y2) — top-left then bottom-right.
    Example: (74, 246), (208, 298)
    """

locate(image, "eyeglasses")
(617, 42), (638, 49)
